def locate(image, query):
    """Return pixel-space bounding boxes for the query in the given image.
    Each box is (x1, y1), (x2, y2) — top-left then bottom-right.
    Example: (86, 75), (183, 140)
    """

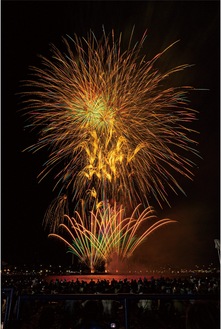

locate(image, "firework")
(22, 29), (199, 209)
(49, 203), (176, 271)
(21, 29), (200, 270)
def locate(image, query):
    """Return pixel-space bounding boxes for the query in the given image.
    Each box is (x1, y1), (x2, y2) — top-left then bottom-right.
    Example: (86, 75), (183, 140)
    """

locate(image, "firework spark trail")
(49, 203), (176, 270)
(21, 29), (200, 210)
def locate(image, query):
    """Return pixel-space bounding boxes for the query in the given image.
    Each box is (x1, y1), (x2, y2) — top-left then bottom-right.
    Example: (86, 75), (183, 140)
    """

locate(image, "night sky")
(2, 1), (220, 269)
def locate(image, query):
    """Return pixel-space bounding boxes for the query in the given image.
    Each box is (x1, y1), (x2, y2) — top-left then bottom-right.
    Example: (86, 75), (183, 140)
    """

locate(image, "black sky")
(1, 1), (220, 268)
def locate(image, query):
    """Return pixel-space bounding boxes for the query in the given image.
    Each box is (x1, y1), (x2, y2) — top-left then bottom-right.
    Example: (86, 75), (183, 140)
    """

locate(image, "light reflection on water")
(45, 273), (164, 282)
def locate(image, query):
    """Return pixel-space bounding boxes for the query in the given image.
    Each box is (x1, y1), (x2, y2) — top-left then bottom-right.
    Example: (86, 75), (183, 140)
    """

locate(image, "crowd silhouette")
(2, 273), (219, 329)
(2, 273), (220, 295)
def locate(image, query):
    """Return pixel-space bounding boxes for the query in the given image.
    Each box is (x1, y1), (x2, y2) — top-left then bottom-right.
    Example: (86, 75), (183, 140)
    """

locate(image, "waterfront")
(46, 273), (162, 283)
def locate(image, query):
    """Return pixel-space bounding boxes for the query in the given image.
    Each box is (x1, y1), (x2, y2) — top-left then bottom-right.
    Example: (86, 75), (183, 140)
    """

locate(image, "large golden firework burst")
(22, 29), (199, 209)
